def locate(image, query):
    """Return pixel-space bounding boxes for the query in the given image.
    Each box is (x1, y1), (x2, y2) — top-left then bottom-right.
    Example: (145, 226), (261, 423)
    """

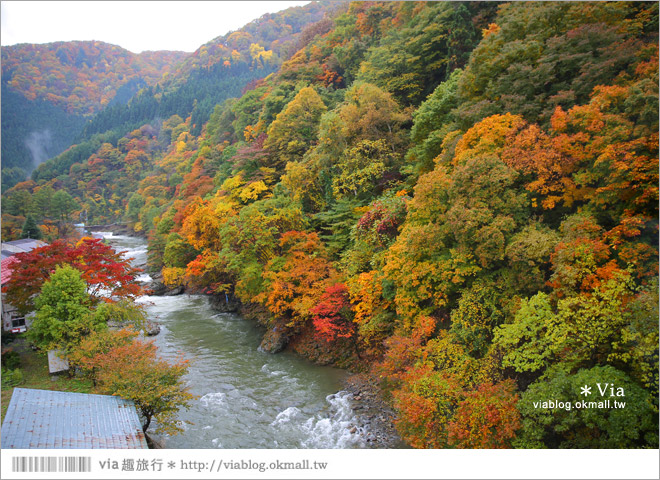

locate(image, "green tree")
(554, 273), (637, 366)
(1, 167), (27, 192)
(450, 284), (506, 358)
(454, 2), (656, 128)
(263, 86), (327, 168)
(608, 279), (659, 400)
(28, 265), (105, 351)
(406, 69), (462, 176)
(314, 197), (362, 259)
(163, 232), (199, 269)
(357, 2), (481, 106)
(51, 189), (79, 235)
(493, 292), (558, 375)
(504, 222), (559, 294)
(3, 188), (33, 217)
(31, 185), (55, 219)
(331, 139), (388, 199)
(125, 192), (145, 223)
(495, 273), (644, 375)
(91, 299), (147, 331)
(231, 85), (270, 143)
(515, 364), (658, 448)
(21, 214), (42, 240)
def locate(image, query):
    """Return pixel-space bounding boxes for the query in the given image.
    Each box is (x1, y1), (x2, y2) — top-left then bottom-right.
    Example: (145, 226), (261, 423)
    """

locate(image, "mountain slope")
(1, 41), (187, 114)
(1, 41), (188, 185)
(1, 1), (657, 450)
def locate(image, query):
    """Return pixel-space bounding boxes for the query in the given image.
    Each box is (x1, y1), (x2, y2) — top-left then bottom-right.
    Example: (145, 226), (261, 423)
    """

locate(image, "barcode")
(12, 456), (92, 473)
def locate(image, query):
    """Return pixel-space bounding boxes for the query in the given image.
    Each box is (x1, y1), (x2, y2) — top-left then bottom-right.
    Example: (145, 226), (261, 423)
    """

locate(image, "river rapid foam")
(99, 232), (371, 449)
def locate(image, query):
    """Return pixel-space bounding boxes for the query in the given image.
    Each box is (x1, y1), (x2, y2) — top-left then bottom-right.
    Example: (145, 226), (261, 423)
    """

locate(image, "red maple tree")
(311, 283), (354, 342)
(3, 237), (143, 314)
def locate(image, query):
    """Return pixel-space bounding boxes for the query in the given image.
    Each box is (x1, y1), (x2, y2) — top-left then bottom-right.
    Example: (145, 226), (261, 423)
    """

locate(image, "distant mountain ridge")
(1, 41), (188, 114)
(77, 1), (330, 142)
(1, 2), (330, 187)
(162, 1), (330, 89)
(1, 41), (188, 183)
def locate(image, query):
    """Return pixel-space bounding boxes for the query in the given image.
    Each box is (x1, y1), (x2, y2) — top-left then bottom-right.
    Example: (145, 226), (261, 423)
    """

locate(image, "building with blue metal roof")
(1, 388), (148, 449)
(1, 239), (48, 260)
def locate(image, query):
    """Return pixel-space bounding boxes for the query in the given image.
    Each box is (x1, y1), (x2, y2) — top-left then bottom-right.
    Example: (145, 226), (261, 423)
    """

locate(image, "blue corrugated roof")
(1, 239), (47, 253)
(1, 388), (149, 449)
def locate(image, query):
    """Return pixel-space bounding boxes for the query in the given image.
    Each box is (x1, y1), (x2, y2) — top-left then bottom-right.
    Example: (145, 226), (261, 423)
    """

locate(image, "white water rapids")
(100, 233), (368, 448)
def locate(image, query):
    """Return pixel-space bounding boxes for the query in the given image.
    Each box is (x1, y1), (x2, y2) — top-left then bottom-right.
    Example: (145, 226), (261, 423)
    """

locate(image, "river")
(100, 233), (368, 449)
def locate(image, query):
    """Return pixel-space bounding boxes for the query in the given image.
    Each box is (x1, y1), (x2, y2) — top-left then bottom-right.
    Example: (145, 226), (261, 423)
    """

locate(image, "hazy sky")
(1, 1), (310, 53)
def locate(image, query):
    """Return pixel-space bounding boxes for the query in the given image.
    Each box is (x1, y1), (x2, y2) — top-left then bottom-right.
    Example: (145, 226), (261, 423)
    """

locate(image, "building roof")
(1, 388), (148, 449)
(1, 239), (47, 255)
(1, 239), (48, 285)
(1, 256), (18, 285)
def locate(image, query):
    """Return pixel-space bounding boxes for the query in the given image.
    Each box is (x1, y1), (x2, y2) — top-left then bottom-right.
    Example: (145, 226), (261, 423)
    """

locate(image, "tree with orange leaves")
(258, 231), (337, 331)
(447, 380), (521, 448)
(71, 328), (193, 434)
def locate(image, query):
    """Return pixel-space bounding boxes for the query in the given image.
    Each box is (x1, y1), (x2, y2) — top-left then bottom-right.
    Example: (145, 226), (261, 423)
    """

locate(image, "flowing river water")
(101, 233), (368, 449)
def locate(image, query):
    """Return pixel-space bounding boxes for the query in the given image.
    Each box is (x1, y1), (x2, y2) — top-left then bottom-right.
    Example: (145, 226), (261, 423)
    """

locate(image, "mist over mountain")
(1, 41), (188, 185)
(1, 1), (328, 187)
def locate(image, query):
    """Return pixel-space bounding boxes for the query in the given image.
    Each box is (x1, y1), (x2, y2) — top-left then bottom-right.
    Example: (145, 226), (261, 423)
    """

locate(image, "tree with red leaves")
(3, 237), (142, 314)
(311, 283), (355, 342)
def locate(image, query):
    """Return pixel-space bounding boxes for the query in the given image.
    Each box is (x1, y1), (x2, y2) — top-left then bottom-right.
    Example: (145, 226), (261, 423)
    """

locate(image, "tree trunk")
(142, 414), (152, 433)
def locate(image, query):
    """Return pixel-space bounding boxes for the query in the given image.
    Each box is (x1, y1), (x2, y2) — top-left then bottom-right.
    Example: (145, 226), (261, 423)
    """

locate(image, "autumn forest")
(1, 1), (658, 448)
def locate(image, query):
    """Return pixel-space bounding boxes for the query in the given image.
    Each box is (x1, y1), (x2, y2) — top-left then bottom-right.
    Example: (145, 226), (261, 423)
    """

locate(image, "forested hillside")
(1, 41), (188, 185)
(2, 1), (658, 449)
(2, 41), (187, 114)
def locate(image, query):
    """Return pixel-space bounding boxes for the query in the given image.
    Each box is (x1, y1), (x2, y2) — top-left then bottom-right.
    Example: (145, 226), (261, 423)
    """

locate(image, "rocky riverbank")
(147, 271), (185, 296)
(342, 373), (406, 449)
(125, 241), (403, 448)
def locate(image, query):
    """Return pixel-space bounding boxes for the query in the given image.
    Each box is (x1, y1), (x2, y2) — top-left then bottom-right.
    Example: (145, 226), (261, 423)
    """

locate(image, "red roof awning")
(1, 256), (19, 285)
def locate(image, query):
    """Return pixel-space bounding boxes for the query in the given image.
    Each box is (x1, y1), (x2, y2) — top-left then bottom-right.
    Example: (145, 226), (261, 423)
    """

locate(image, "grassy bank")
(1, 337), (94, 424)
